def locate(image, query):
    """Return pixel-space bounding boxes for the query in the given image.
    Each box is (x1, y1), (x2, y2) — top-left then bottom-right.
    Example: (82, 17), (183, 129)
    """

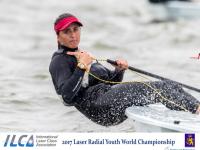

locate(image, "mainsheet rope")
(85, 58), (188, 112)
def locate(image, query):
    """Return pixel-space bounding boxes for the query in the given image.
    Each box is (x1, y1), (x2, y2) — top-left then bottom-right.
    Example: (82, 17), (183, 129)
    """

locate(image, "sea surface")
(0, 0), (199, 132)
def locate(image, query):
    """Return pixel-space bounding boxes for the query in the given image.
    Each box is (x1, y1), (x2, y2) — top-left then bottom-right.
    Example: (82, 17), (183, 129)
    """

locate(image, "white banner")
(0, 133), (197, 150)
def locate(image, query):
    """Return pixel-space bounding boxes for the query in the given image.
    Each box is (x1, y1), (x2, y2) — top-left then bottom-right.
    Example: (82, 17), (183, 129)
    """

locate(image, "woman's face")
(57, 23), (81, 48)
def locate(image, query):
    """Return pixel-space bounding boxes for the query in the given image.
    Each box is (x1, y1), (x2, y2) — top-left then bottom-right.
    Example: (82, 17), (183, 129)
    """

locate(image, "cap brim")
(60, 21), (83, 31)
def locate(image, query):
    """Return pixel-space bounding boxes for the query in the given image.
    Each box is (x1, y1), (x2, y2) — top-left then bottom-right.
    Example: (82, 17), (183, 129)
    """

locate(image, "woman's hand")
(67, 50), (93, 69)
(114, 59), (128, 71)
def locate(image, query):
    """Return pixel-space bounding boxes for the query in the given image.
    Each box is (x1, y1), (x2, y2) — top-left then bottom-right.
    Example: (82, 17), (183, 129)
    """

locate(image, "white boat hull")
(148, 1), (200, 20)
(126, 103), (200, 132)
(132, 121), (178, 132)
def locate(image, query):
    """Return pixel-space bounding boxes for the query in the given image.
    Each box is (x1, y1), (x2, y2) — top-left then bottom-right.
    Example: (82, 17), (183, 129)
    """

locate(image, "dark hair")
(54, 13), (75, 26)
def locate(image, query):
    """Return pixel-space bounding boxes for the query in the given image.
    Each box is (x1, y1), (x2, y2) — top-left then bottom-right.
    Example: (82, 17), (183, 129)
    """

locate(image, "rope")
(85, 58), (188, 112)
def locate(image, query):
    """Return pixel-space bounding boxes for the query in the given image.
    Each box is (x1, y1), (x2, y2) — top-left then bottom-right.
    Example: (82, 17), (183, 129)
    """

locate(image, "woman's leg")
(75, 81), (200, 126)
(75, 83), (158, 126)
(75, 83), (121, 126)
(151, 80), (200, 113)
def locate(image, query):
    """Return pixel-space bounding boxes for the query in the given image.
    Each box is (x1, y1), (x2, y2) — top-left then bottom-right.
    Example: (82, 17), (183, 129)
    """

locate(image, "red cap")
(54, 16), (83, 33)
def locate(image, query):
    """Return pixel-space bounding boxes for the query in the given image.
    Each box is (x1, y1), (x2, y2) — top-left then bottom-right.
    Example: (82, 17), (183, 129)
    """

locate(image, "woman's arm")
(108, 59), (128, 82)
(49, 55), (85, 105)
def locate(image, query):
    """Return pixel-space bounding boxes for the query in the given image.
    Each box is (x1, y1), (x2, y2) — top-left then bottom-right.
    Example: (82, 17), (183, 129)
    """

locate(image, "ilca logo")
(4, 135), (34, 147)
(185, 134), (195, 147)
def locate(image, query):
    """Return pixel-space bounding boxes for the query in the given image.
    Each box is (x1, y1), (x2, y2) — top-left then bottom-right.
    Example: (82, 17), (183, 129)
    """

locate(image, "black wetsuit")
(49, 46), (200, 126)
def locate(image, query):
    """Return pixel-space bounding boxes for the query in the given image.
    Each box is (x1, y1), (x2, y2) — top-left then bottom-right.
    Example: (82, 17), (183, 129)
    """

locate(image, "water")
(0, 0), (199, 132)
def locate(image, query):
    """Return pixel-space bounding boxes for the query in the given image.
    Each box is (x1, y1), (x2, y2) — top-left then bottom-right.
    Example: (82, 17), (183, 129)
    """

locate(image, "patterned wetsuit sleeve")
(49, 56), (84, 104)
(108, 69), (125, 82)
(88, 62), (125, 86)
